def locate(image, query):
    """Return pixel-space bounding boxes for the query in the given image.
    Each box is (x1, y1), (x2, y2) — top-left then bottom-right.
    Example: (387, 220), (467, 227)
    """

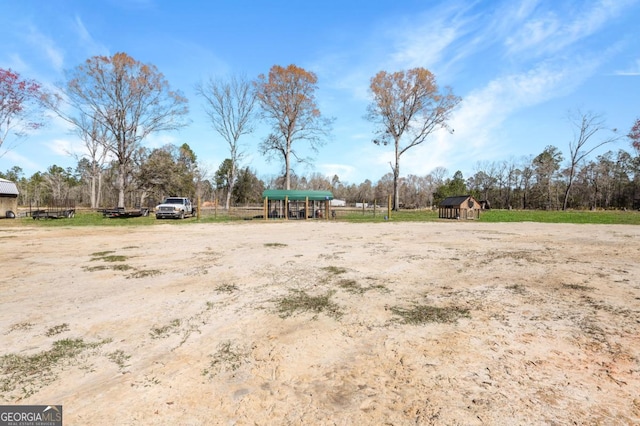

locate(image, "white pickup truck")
(155, 197), (195, 219)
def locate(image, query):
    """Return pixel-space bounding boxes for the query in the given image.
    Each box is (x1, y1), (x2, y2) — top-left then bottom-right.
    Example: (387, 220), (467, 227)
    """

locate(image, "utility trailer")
(102, 207), (150, 218)
(29, 199), (76, 219)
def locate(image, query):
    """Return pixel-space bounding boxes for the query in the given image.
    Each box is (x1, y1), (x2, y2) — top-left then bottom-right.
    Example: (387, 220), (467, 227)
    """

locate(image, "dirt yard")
(1, 221), (639, 425)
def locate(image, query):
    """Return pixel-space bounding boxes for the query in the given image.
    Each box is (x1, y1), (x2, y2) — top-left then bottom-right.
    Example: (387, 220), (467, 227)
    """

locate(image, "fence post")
(264, 196), (268, 220)
(285, 196), (289, 220)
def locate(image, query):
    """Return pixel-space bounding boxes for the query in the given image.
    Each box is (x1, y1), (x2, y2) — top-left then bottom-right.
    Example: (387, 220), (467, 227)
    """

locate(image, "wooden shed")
(0, 178), (19, 218)
(263, 190), (333, 220)
(438, 195), (481, 219)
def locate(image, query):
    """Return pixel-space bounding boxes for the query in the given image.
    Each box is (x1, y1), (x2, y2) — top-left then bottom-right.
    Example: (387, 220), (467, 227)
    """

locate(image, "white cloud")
(389, 3), (473, 71)
(49, 138), (75, 156)
(505, 0), (636, 57)
(391, 20), (462, 70)
(614, 58), (640, 76)
(74, 16), (109, 56)
(395, 55), (605, 178)
(144, 132), (178, 150)
(317, 163), (356, 181)
(0, 150), (40, 171)
(506, 12), (560, 53)
(27, 25), (64, 71)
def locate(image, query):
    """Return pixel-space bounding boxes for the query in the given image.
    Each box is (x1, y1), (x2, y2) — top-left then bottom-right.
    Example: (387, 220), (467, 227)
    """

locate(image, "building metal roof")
(263, 190), (333, 201)
(439, 195), (474, 207)
(0, 178), (19, 196)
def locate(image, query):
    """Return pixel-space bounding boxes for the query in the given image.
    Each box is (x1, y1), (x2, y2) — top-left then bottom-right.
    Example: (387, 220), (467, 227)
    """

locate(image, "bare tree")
(46, 53), (189, 207)
(73, 113), (110, 208)
(196, 74), (257, 209)
(366, 68), (461, 210)
(255, 64), (333, 190)
(562, 110), (619, 210)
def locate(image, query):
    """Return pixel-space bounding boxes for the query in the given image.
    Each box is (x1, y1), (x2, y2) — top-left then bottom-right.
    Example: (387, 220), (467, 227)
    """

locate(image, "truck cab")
(155, 197), (195, 219)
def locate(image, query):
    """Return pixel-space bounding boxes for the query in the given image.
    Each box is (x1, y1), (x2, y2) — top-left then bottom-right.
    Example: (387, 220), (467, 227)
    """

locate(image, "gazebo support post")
(285, 196), (289, 220)
(264, 196), (268, 220)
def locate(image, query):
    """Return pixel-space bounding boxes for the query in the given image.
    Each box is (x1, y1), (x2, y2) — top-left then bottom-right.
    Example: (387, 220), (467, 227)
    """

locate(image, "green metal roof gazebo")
(262, 190), (333, 201)
(262, 190), (333, 220)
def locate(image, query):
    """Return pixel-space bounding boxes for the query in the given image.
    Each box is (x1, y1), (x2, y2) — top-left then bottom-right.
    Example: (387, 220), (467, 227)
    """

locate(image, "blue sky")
(1, 0), (639, 185)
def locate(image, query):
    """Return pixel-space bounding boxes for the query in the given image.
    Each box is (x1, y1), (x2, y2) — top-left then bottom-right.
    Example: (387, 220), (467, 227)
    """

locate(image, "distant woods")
(1, 57), (639, 211)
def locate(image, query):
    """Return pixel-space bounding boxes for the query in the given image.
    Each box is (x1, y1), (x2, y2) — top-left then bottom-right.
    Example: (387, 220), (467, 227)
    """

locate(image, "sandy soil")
(1, 220), (639, 425)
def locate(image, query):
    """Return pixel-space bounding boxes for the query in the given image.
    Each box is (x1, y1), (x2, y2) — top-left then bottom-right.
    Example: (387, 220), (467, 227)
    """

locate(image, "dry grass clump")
(322, 266), (347, 275)
(264, 242), (287, 247)
(215, 283), (239, 294)
(150, 319), (182, 339)
(45, 323), (69, 337)
(0, 338), (109, 398)
(390, 304), (470, 325)
(127, 269), (161, 279)
(202, 341), (248, 378)
(274, 289), (342, 319)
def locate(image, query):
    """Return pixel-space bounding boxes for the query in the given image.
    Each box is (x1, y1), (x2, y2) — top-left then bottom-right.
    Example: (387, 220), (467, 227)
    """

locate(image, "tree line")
(1, 54), (639, 211)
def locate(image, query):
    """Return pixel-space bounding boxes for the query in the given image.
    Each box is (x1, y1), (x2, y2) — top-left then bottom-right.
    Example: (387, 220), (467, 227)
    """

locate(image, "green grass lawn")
(340, 208), (640, 224)
(4, 208), (639, 227)
(479, 209), (640, 224)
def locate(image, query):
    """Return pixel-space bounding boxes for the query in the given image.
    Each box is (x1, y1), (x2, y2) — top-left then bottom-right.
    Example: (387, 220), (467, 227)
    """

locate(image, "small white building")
(330, 199), (346, 207)
(0, 178), (19, 218)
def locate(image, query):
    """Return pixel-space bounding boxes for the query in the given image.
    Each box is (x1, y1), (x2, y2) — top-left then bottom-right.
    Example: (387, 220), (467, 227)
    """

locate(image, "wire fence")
(195, 205), (391, 221)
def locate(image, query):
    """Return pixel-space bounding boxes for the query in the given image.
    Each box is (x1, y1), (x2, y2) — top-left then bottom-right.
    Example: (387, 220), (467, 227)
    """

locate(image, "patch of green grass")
(112, 264), (133, 271)
(274, 289), (342, 319)
(479, 209), (640, 225)
(45, 323), (69, 337)
(506, 284), (527, 294)
(338, 208), (640, 224)
(390, 304), (470, 325)
(322, 265), (347, 275)
(339, 209), (439, 223)
(264, 242), (287, 247)
(368, 283), (389, 292)
(127, 269), (161, 279)
(202, 341), (248, 377)
(215, 283), (239, 293)
(83, 265), (109, 272)
(0, 338), (109, 397)
(150, 319), (181, 339)
(337, 279), (388, 294)
(6, 322), (34, 333)
(84, 264), (133, 272)
(91, 250), (116, 257)
(13, 206), (640, 226)
(16, 211), (159, 227)
(107, 350), (131, 370)
(92, 255), (128, 262)
(337, 279), (363, 294)
(563, 283), (593, 291)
